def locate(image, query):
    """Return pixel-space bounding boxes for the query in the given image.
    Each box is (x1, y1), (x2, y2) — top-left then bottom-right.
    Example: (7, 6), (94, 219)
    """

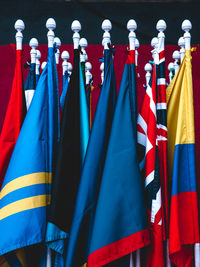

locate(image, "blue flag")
(24, 62), (36, 110)
(0, 47), (60, 256)
(45, 49), (89, 267)
(60, 71), (69, 112)
(65, 48), (117, 267)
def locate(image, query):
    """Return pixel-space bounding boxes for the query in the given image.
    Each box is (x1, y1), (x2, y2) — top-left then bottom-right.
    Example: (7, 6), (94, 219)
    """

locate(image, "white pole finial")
(36, 50), (41, 75)
(102, 19), (112, 50)
(71, 20), (81, 49)
(156, 19), (166, 52)
(14, 19), (25, 50)
(151, 37), (159, 63)
(61, 50), (69, 75)
(41, 61), (47, 70)
(80, 38), (88, 63)
(182, 19), (192, 50)
(127, 19), (137, 51)
(172, 50), (180, 74)
(178, 37), (185, 63)
(54, 37), (61, 64)
(29, 38), (38, 64)
(100, 62), (104, 84)
(144, 63), (152, 86)
(135, 38), (139, 66)
(85, 62), (92, 85)
(168, 62), (174, 82)
(46, 18), (56, 48)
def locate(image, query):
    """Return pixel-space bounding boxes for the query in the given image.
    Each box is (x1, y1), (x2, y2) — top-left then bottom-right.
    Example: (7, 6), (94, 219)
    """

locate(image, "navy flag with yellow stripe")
(0, 45), (60, 256)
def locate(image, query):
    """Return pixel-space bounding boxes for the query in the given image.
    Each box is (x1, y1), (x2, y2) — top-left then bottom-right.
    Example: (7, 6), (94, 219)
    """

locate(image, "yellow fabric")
(15, 248), (28, 267)
(0, 194), (51, 221)
(166, 49), (195, 180)
(0, 256), (10, 267)
(0, 172), (52, 201)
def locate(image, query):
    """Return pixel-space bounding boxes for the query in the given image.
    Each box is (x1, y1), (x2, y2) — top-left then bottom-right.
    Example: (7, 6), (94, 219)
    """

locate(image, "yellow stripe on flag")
(166, 49), (195, 180)
(0, 172), (52, 201)
(0, 194), (51, 221)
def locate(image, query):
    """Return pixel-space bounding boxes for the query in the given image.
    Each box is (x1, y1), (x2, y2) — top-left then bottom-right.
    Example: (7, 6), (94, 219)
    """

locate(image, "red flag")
(0, 49), (26, 189)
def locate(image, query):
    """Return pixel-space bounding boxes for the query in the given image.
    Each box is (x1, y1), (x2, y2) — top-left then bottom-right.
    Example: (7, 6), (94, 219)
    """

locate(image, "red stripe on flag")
(87, 229), (150, 267)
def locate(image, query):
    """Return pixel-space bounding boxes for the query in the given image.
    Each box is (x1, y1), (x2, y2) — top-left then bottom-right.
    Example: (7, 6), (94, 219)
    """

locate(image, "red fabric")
(169, 192), (200, 266)
(87, 229), (150, 267)
(0, 49), (25, 189)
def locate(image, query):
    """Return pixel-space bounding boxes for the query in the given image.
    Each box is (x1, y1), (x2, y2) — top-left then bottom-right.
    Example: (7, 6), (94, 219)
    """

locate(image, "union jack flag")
(137, 63), (165, 266)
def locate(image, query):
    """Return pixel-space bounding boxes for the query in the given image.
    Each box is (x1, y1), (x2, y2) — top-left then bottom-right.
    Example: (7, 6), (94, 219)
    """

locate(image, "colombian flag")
(167, 50), (199, 266)
(0, 46), (59, 256)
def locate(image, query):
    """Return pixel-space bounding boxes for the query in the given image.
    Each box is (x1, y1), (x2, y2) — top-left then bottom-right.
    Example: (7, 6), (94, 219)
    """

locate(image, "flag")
(0, 47), (26, 190)
(0, 46), (60, 256)
(86, 82), (94, 129)
(156, 45), (169, 241)
(45, 48), (89, 266)
(60, 70), (69, 112)
(167, 49), (199, 266)
(65, 49), (150, 267)
(137, 64), (165, 266)
(24, 62), (36, 110)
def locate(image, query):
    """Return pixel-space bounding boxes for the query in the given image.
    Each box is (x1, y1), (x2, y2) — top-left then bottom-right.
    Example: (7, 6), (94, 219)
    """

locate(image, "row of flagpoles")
(0, 16), (199, 267)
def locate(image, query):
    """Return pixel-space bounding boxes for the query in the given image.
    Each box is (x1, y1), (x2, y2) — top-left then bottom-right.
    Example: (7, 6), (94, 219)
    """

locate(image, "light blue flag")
(0, 46), (60, 256)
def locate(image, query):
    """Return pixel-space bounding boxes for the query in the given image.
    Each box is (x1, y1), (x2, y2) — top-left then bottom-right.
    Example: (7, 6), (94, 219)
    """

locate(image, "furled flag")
(0, 43), (60, 257)
(45, 48), (89, 266)
(137, 64), (165, 266)
(65, 49), (150, 267)
(156, 40), (169, 241)
(86, 81), (94, 129)
(167, 49), (199, 266)
(60, 70), (69, 112)
(24, 61), (36, 110)
(0, 45), (26, 190)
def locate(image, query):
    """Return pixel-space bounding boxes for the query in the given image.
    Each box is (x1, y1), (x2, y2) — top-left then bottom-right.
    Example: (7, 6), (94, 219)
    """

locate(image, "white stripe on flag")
(157, 135), (167, 141)
(157, 124), (167, 131)
(151, 188), (162, 223)
(157, 78), (166, 85)
(156, 102), (167, 110)
(137, 132), (146, 147)
(137, 114), (147, 135)
(145, 170), (154, 187)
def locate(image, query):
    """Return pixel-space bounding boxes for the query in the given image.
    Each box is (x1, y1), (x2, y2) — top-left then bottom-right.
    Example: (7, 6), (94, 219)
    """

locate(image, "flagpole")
(36, 49), (41, 79)
(54, 37), (61, 65)
(46, 17), (56, 267)
(172, 50), (180, 74)
(182, 19), (200, 267)
(168, 62), (174, 83)
(145, 63), (152, 86)
(61, 50), (69, 76)
(100, 62), (104, 84)
(178, 36), (185, 63)
(127, 19), (137, 267)
(25, 37), (38, 110)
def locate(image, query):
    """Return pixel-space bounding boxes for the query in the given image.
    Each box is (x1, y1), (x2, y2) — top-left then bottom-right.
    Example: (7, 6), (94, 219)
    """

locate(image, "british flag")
(137, 62), (165, 266)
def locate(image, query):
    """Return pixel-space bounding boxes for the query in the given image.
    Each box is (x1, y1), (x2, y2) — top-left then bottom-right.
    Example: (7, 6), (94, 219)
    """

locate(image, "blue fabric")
(0, 47), (60, 255)
(89, 63), (148, 254)
(171, 143), (197, 196)
(60, 73), (69, 112)
(79, 63), (90, 168)
(36, 74), (40, 86)
(65, 48), (117, 267)
(24, 63), (36, 91)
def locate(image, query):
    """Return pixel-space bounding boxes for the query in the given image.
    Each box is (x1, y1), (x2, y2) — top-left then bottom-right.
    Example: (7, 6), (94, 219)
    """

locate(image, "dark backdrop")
(0, 1), (200, 45)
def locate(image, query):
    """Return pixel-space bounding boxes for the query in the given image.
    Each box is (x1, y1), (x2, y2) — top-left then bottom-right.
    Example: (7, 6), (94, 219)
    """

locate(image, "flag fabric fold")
(0, 46), (60, 255)
(137, 64), (165, 267)
(0, 48), (26, 190)
(60, 71), (69, 112)
(24, 62), (36, 110)
(45, 49), (89, 265)
(167, 49), (200, 266)
(65, 49), (150, 267)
